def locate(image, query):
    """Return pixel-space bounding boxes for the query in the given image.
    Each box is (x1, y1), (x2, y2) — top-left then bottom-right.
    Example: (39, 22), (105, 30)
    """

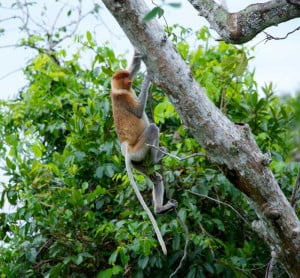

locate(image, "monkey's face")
(112, 70), (132, 90)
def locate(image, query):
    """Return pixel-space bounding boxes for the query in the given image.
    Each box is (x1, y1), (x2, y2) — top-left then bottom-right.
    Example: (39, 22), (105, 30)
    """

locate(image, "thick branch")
(102, 1), (300, 276)
(187, 0), (300, 43)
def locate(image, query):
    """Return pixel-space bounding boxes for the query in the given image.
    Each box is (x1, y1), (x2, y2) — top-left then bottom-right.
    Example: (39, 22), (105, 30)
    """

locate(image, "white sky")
(0, 0), (300, 101)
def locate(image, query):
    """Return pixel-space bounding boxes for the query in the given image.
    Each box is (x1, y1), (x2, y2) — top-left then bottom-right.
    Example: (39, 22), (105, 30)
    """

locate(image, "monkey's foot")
(133, 49), (143, 58)
(155, 146), (168, 162)
(160, 146), (168, 155)
(155, 199), (178, 214)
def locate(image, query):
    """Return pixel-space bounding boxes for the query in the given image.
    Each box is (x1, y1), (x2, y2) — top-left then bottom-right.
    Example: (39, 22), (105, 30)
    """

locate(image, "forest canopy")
(0, 1), (300, 277)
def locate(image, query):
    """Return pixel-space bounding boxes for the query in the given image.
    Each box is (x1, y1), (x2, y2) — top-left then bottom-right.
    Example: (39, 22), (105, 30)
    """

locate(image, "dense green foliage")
(0, 26), (299, 277)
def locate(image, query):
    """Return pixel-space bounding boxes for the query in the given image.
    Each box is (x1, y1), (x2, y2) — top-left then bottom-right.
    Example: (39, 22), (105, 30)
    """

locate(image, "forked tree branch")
(187, 0), (300, 43)
(102, 1), (300, 277)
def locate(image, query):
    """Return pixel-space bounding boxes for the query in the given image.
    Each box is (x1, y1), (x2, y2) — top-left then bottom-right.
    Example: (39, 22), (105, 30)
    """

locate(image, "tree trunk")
(102, 0), (300, 276)
(187, 0), (300, 44)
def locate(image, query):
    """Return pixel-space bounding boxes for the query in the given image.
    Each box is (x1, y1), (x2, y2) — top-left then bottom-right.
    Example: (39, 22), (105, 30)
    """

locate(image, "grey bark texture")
(102, 0), (300, 276)
(188, 0), (300, 43)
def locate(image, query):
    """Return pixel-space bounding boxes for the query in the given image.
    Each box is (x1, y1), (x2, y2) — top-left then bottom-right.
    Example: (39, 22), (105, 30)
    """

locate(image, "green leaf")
(143, 7), (164, 21)
(234, 53), (248, 76)
(86, 31), (93, 44)
(157, 6), (164, 18)
(104, 163), (115, 177)
(32, 143), (43, 158)
(97, 266), (122, 278)
(178, 208), (187, 222)
(172, 234), (181, 250)
(168, 2), (181, 8)
(187, 266), (197, 278)
(26, 248), (37, 263)
(74, 254), (83, 265)
(0, 189), (6, 208)
(138, 256), (149, 269)
(49, 263), (63, 277)
(79, 252), (94, 258)
(63, 256), (72, 265)
(111, 265), (123, 275)
(108, 249), (119, 265)
(142, 238), (152, 255)
(97, 269), (112, 278)
(7, 189), (17, 205)
(95, 166), (104, 178)
(5, 157), (16, 170)
(119, 248), (129, 265)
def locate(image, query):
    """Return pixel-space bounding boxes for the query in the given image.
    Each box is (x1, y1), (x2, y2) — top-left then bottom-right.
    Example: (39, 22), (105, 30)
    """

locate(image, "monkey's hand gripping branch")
(123, 141), (168, 255)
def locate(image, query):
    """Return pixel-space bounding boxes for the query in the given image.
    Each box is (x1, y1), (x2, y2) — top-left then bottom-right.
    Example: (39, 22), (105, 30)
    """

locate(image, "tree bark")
(187, 0), (300, 43)
(102, 0), (300, 276)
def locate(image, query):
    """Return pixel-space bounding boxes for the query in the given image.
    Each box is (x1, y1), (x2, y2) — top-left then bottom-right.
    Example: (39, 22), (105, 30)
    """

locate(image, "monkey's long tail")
(124, 143), (167, 255)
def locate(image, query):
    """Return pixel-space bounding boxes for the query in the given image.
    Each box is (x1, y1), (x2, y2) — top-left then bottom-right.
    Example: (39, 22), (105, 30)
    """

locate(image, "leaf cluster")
(0, 28), (298, 278)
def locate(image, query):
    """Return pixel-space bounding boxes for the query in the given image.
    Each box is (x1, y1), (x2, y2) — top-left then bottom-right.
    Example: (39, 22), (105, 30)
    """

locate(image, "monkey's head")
(112, 70), (132, 90)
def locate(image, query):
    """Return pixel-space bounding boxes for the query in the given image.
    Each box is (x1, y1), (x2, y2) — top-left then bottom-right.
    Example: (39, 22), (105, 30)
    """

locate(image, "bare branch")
(263, 26), (300, 42)
(0, 16), (18, 23)
(16, 0), (31, 36)
(187, 190), (249, 225)
(146, 144), (205, 161)
(0, 67), (23, 81)
(50, 4), (67, 37)
(0, 44), (20, 49)
(187, 0), (300, 44)
(169, 208), (189, 278)
(49, 0), (83, 49)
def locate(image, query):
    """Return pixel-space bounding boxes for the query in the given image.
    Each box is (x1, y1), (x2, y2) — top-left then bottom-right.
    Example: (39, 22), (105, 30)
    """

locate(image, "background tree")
(0, 0), (300, 277)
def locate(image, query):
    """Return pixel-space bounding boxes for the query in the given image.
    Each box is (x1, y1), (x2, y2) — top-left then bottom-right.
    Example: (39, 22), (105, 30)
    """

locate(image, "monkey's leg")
(143, 123), (167, 164)
(151, 173), (178, 214)
(131, 163), (177, 214)
(130, 123), (166, 163)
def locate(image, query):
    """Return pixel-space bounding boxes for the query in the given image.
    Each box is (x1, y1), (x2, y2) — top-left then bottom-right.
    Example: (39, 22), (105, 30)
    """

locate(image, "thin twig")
(33, 259), (53, 270)
(16, 0), (30, 37)
(0, 67), (23, 81)
(50, 4), (67, 37)
(290, 164), (300, 208)
(36, 238), (53, 257)
(146, 144), (205, 161)
(94, 19), (122, 40)
(0, 16), (18, 23)
(253, 26), (300, 48)
(29, 14), (49, 35)
(0, 44), (20, 49)
(151, 0), (170, 32)
(264, 26), (300, 42)
(49, 0), (83, 49)
(169, 208), (189, 278)
(187, 190), (249, 225)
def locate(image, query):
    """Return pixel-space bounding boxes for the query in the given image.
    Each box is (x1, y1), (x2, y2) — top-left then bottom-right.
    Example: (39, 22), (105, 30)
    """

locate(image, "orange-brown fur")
(111, 62), (177, 251)
(111, 70), (147, 152)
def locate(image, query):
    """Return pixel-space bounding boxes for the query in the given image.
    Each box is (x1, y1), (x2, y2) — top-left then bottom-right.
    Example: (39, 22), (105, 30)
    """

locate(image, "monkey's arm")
(128, 50), (142, 78)
(136, 73), (152, 117)
(125, 74), (152, 118)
